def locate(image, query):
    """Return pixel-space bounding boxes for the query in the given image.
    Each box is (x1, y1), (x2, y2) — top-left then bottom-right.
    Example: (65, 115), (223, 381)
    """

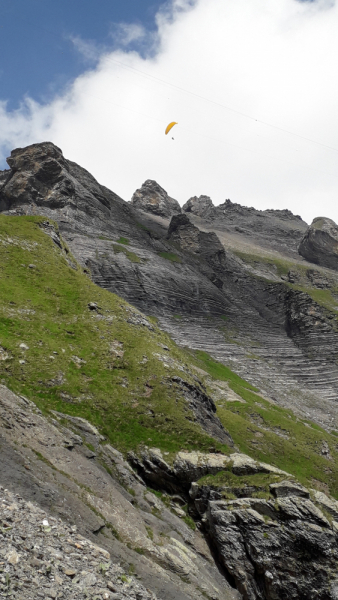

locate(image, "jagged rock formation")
(298, 216), (338, 270)
(182, 197), (307, 258)
(130, 179), (181, 218)
(182, 195), (214, 218)
(129, 448), (338, 600)
(203, 494), (338, 600)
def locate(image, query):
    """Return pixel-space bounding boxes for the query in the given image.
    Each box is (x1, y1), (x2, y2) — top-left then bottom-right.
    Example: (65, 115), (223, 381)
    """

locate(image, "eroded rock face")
(167, 213), (227, 287)
(205, 496), (338, 600)
(298, 217), (338, 270)
(0, 385), (238, 600)
(129, 446), (338, 600)
(171, 375), (233, 444)
(182, 195), (214, 217)
(130, 179), (181, 218)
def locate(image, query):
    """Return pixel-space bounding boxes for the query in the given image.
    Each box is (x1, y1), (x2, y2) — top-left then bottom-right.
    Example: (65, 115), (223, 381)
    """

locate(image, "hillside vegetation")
(1, 215), (338, 497)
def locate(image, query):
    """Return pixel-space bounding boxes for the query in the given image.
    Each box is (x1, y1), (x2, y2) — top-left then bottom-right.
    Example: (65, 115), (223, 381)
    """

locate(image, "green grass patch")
(215, 388), (338, 498)
(197, 470), (283, 489)
(112, 243), (141, 263)
(293, 285), (338, 314)
(116, 237), (129, 245)
(233, 249), (291, 277)
(158, 252), (181, 263)
(192, 350), (258, 391)
(0, 215), (228, 458)
(182, 514), (196, 530)
(135, 222), (150, 231)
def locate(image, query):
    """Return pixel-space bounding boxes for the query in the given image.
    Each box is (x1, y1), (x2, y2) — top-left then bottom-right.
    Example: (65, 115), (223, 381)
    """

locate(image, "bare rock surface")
(0, 384), (238, 600)
(128, 445), (338, 600)
(130, 449), (291, 493)
(204, 495), (338, 600)
(130, 180), (181, 218)
(182, 197), (307, 258)
(182, 196), (214, 218)
(298, 216), (338, 270)
(0, 486), (156, 600)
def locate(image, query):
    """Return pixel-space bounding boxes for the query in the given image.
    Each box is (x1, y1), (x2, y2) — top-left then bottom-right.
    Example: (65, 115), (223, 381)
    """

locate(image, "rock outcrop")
(204, 494), (338, 600)
(0, 385), (238, 600)
(298, 216), (338, 270)
(167, 213), (228, 287)
(182, 195), (214, 217)
(130, 447), (338, 600)
(130, 180), (181, 218)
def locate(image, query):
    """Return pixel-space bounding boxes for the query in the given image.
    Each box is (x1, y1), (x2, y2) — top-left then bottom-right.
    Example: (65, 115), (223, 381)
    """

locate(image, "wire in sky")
(2, 6), (338, 156)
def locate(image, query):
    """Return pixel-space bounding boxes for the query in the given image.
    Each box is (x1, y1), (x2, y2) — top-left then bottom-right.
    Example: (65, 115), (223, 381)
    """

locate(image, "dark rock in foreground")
(298, 217), (338, 270)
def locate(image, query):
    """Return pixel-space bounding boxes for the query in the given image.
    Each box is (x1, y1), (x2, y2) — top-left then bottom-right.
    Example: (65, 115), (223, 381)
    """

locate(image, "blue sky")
(0, 0), (163, 109)
(1, 0), (338, 223)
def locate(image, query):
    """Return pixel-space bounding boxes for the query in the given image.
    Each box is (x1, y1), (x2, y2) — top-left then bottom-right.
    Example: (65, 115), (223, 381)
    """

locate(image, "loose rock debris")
(0, 487), (158, 600)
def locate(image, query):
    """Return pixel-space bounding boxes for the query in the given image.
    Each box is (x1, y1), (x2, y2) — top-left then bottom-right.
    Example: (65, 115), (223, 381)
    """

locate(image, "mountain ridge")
(1, 141), (338, 599)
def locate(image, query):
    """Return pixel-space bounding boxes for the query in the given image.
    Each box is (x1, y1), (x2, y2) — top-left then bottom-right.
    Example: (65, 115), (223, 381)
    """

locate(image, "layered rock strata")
(1, 142), (338, 431)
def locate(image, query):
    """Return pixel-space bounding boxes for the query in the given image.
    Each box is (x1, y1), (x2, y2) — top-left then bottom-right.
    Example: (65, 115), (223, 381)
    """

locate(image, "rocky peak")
(0, 141), (124, 222)
(182, 195), (214, 217)
(6, 141), (68, 173)
(130, 180), (181, 219)
(298, 216), (338, 270)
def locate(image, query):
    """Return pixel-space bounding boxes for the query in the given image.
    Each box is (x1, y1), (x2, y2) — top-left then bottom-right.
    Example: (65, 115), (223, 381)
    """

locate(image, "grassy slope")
(0, 216), (223, 455)
(193, 351), (338, 498)
(1, 216), (338, 497)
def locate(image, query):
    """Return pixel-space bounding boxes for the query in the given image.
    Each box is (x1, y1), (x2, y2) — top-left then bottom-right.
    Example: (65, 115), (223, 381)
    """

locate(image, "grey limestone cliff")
(298, 216), (338, 270)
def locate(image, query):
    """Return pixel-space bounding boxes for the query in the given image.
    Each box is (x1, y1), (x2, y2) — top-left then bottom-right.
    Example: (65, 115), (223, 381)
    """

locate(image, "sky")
(1, 0), (338, 224)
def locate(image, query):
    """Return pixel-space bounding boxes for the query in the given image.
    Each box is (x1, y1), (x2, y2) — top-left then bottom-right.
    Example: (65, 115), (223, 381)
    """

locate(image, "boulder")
(130, 180), (181, 218)
(298, 217), (338, 270)
(182, 195), (214, 217)
(231, 453), (290, 477)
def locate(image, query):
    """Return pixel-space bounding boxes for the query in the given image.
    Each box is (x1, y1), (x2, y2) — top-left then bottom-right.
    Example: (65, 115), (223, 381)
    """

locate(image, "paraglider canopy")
(165, 122), (177, 135)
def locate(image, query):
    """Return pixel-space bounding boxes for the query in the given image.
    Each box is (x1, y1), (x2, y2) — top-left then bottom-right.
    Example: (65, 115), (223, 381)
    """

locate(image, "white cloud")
(68, 35), (104, 64)
(109, 23), (147, 47)
(1, 0), (338, 224)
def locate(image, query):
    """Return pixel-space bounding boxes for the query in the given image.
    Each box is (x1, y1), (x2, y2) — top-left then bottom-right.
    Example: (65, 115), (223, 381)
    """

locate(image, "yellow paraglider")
(165, 122), (178, 135)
